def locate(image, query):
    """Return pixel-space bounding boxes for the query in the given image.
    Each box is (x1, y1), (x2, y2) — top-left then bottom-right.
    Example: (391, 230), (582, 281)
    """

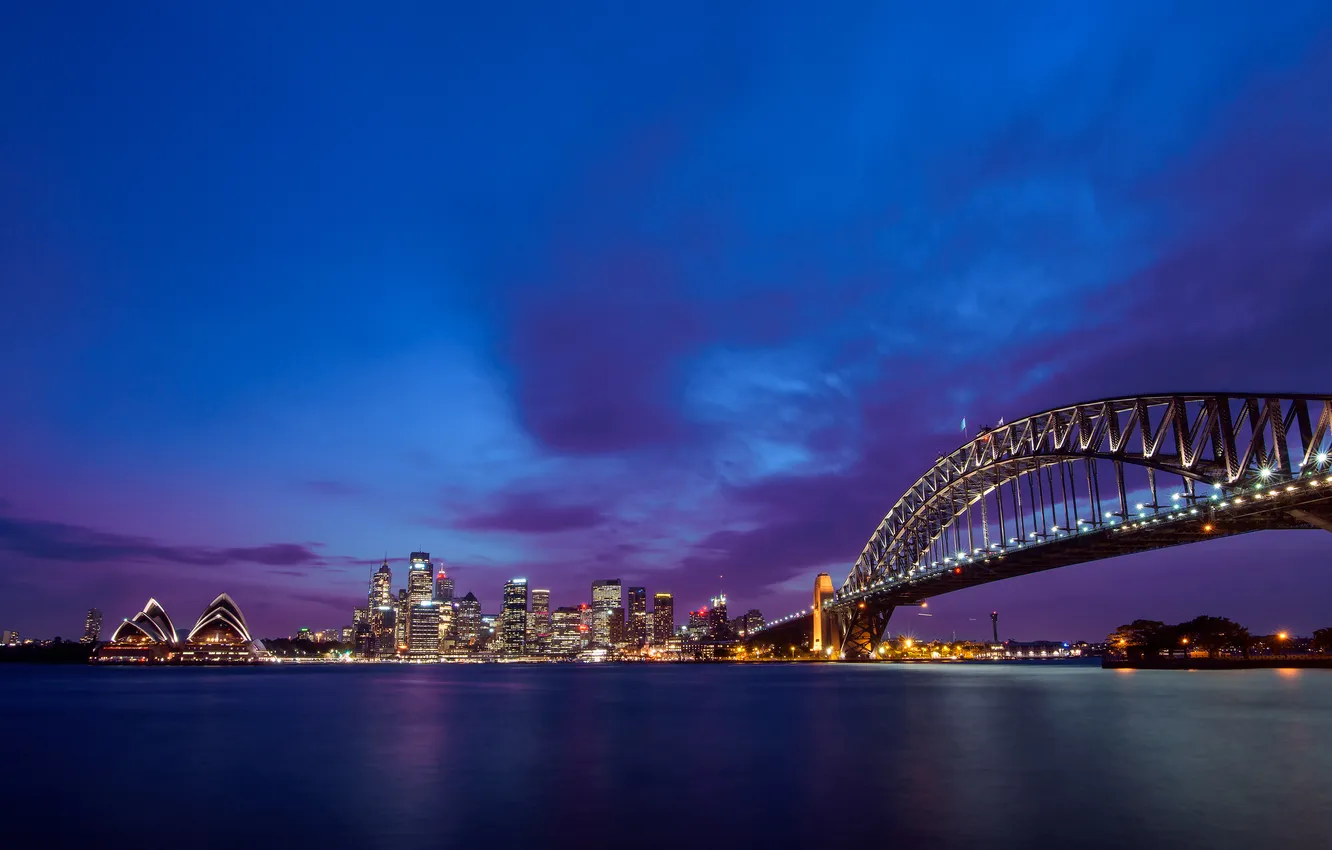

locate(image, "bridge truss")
(831, 394), (1332, 658)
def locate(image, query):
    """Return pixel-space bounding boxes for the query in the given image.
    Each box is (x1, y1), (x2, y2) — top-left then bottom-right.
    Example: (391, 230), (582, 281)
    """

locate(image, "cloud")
(0, 513), (330, 568)
(454, 493), (608, 534)
(302, 479), (363, 497)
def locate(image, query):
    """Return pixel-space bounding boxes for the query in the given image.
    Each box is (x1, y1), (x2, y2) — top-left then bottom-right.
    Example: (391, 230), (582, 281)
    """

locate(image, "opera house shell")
(96, 593), (262, 664)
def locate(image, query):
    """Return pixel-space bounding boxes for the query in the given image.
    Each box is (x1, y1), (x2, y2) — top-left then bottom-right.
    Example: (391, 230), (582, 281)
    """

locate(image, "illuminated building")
(434, 568), (454, 602)
(97, 598), (177, 662)
(528, 589), (550, 655)
(501, 578), (529, 656)
(370, 559), (392, 608)
(395, 589), (408, 648)
(82, 608), (102, 644)
(408, 603), (440, 661)
(732, 609), (764, 638)
(811, 573), (835, 653)
(591, 579), (622, 649)
(455, 592), (482, 648)
(2, 630), (18, 646)
(627, 587), (647, 646)
(407, 552), (433, 606)
(550, 606), (587, 656)
(372, 606), (396, 657)
(176, 594), (258, 664)
(687, 608), (709, 640)
(353, 618), (376, 657)
(437, 600), (455, 654)
(652, 593), (674, 645)
(707, 594), (730, 640)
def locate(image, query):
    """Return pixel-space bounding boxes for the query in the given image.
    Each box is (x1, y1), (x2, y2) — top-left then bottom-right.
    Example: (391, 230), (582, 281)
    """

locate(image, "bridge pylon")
(836, 602), (894, 660)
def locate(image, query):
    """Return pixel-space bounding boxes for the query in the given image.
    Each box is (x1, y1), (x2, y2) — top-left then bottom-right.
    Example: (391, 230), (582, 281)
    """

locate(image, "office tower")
(1, 630), (18, 645)
(408, 552), (433, 606)
(528, 589), (550, 654)
(550, 606), (587, 656)
(435, 568), (455, 602)
(627, 587), (647, 646)
(353, 620), (376, 657)
(501, 578), (529, 656)
(687, 608), (709, 640)
(372, 606), (396, 657)
(708, 593), (730, 640)
(82, 608), (102, 644)
(395, 589), (409, 649)
(992, 611), (1000, 644)
(370, 559), (393, 608)
(652, 593), (674, 645)
(591, 579), (622, 649)
(408, 602), (440, 661)
(437, 601), (455, 655)
(455, 592), (482, 648)
(731, 609), (764, 638)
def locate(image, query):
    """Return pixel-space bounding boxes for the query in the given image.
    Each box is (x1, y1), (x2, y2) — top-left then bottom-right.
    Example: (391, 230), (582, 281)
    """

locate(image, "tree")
(1108, 620), (1172, 660)
(1175, 615), (1249, 658)
(1313, 628), (1332, 653)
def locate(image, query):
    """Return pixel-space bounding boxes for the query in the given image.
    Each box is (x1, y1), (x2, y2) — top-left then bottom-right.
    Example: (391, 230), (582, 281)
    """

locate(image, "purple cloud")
(455, 493), (608, 534)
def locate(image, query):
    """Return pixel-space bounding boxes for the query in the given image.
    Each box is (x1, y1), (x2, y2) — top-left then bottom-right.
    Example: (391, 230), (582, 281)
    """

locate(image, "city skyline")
(4, 5), (1332, 640)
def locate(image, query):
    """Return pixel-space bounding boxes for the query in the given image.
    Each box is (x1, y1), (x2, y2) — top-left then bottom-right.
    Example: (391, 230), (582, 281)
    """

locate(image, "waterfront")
(3, 664), (1330, 849)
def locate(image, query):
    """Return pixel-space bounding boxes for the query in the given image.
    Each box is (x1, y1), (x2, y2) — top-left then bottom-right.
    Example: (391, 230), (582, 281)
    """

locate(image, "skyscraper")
(591, 579), (622, 649)
(528, 589), (550, 654)
(652, 593), (674, 644)
(82, 608), (102, 644)
(395, 588), (409, 650)
(370, 559), (392, 608)
(627, 587), (647, 646)
(373, 606), (397, 657)
(708, 593), (730, 640)
(501, 578), (529, 656)
(408, 602), (440, 662)
(434, 568), (455, 602)
(550, 606), (587, 656)
(407, 552), (433, 606)
(455, 592), (482, 648)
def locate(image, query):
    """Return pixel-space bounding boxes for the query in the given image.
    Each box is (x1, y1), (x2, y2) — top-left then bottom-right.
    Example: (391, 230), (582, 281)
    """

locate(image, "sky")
(2, 2), (1332, 642)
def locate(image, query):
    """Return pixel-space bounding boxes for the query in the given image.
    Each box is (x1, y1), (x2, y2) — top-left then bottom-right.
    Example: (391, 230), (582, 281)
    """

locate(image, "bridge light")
(1135, 503), (1144, 510)
(1172, 493), (1181, 500)
(1319, 452), (1328, 464)
(1202, 523), (1213, 533)
(1104, 512), (1112, 518)
(1260, 468), (1272, 479)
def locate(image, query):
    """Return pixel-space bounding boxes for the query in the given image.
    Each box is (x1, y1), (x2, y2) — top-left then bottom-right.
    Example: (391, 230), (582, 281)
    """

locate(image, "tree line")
(1109, 616), (1332, 660)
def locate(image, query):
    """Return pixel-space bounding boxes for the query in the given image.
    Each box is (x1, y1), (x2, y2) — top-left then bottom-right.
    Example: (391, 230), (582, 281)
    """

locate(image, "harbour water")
(3, 663), (1330, 849)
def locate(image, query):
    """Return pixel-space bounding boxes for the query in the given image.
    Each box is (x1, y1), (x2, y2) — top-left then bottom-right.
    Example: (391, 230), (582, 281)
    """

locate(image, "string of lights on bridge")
(752, 457), (1332, 637)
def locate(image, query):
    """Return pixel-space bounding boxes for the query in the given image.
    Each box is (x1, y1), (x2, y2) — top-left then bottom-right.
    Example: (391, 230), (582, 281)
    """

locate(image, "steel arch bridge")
(822, 393), (1332, 659)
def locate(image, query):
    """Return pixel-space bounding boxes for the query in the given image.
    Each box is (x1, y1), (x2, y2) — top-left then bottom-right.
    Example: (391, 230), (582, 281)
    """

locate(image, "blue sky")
(3, 2), (1332, 640)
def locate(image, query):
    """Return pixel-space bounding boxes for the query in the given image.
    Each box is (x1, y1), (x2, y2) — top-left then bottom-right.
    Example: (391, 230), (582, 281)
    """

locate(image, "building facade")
(434, 569), (454, 602)
(407, 552), (433, 606)
(82, 608), (102, 644)
(370, 559), (392, 608)
(591, 579), (622, 649)
(501, 578), (529, 656)
(627, 587), (647, 647)
(408, 603), (440, 661)
(550, 606), (587, 656)
(455, 592), (482, 648)
(652, 593), (674, 645)
(528, 589), (551, 655)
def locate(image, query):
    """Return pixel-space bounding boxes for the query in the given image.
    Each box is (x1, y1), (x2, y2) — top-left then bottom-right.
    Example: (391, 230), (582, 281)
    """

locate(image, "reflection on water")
(3, 664), (1330, 849)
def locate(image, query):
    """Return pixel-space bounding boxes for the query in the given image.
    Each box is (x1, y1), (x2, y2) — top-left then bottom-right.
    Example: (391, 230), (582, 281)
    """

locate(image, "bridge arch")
(828, 394), (1332, 658)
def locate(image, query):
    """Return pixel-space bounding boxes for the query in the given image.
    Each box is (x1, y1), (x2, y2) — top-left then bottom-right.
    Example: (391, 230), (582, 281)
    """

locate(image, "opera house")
(95, 593), (263, 664)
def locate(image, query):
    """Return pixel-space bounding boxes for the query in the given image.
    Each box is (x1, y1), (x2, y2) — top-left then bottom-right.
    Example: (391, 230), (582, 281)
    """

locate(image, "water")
(3, 663), (1330, 849)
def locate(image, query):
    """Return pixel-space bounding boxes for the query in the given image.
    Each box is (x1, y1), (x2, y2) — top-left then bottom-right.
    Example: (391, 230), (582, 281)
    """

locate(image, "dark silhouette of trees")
(1314, 628), (1332, 653)
(1175, 615), (1249, 658)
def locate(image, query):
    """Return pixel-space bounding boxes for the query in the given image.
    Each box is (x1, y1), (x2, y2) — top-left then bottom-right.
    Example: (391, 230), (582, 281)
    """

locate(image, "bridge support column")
(836, 603), (894, 660)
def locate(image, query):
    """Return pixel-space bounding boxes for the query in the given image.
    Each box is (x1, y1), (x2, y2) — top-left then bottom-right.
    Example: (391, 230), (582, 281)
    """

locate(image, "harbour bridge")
(773, 394), (1332, 659)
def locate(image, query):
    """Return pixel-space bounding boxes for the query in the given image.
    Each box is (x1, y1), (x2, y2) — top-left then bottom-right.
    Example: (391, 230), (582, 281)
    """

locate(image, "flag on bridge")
(960, 417), (967, 434)
(997, 417), (1005, 427)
